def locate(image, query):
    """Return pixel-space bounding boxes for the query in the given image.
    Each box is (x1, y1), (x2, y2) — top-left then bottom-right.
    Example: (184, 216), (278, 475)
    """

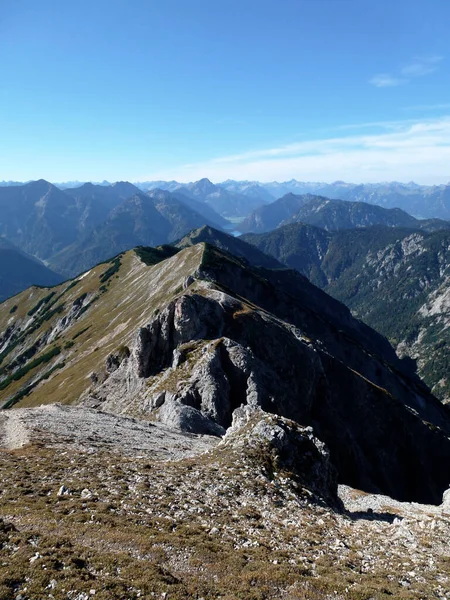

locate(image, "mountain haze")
(48, 193), (221, 277)
(0, 180), (99, 260)
(171, 178), (270, 217)
(0, 241), (63, 302)
(64, 181), (142, 211)
(147, 188), (228, 228)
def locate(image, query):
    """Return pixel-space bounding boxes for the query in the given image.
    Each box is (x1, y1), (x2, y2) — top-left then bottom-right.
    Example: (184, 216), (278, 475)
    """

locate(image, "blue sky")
(0, 0), (449, 184)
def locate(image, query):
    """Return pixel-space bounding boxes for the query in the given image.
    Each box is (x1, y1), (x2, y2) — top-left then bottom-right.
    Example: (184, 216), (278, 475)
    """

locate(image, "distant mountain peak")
(26, 179), (52, 189)
(191, 177), (216, 193)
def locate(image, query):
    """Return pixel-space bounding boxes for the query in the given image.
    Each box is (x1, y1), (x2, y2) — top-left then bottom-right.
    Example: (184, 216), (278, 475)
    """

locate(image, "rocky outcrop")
(224, 408), (341, 509)
(85, 263), (450, 504)
(159, 398), (226, 436)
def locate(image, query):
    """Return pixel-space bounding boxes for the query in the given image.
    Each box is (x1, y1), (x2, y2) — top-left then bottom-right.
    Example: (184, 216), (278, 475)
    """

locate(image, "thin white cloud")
(333, 119), (415, 131)
(370, 74), (407, 88)
(140, 117), (450, 185)
(402, 63), (436, 77)
(401, 55), (443, 77)
(370, 55), (443, 88)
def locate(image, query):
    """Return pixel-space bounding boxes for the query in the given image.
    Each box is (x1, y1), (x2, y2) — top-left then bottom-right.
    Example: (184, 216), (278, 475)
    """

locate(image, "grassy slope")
(0, 245), (204, 409)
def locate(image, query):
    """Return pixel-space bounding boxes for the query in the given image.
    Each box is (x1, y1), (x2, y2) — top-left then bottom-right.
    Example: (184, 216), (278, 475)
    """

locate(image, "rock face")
(225, 407), (341, 509)
(82, 243), (450, 505)
(241, 223), (450, 402)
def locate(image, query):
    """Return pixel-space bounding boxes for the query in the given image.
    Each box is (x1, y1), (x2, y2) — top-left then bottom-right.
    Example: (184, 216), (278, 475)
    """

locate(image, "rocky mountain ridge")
(1, 242), (450, 504)
(240, 223), (450, 401)
(2, 238), (450, 598)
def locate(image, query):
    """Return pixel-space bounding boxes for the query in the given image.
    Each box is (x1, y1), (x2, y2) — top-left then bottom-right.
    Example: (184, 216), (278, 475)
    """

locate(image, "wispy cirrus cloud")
(369, 74), (407, 88)
(401, 55), (443, 77)
(370, 55), (443, 88)
(140, 117), (450, 185)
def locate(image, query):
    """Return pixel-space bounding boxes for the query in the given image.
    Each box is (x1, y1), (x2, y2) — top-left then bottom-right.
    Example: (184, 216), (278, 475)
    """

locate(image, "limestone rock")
(158, 398), (225, 437)
(441, 488), (450, 512)
(57, 485), (70, 497)
(226, 410), (341, 509)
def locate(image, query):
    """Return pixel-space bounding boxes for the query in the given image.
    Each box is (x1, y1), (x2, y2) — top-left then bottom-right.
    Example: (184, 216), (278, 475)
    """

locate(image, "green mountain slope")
(281, 197), (450, 232)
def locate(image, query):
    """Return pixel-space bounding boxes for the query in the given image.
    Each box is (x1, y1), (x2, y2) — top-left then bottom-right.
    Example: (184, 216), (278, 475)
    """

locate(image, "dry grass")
(1, 433), (449, 600)
(0, 246), (206, 410)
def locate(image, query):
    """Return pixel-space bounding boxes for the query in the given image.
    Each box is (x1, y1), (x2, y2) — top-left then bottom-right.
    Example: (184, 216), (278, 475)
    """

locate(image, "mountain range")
(137, 179), (450, 220)
(0, 180), (233, 281)
(6, 178), (450, 220)
(238, 194), (450, 234)
(235, 223), (450, 402)
(143, 177), (270, 217)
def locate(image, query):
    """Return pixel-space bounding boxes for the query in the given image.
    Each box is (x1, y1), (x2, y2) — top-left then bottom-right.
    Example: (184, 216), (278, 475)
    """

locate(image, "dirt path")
(0, 410), (30, 450)
(0, 404), (218, 459)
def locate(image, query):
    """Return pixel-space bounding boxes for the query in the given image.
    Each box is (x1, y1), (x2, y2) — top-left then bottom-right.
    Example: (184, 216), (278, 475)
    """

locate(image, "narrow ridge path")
(0, 411), (29, 450)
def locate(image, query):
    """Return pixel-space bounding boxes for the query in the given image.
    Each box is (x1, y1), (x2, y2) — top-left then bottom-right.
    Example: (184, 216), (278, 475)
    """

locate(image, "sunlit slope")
(0, 245), (204, 408)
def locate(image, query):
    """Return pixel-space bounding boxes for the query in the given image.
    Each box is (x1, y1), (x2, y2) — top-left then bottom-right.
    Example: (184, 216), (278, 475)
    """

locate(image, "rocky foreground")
(1, 404), (450, 600)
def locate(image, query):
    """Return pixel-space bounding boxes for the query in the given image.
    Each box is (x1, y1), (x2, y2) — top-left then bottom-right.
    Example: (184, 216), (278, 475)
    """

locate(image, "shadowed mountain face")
(238, 193), (314, 233)
(0, 180), (149, 262)
(0, 180), (104, 260)
(239, 194), (450, 234)
(239, 223), (450, 402)
(0, 243), (63, 302)
(1, 241), (450, 503)
(147, 188), (228, 228)
(48, 193), (225, 277)
(64, 181), (142, 211)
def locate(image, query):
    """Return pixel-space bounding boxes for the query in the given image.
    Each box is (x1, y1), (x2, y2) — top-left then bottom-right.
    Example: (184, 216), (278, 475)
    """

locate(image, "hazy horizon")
(1, 177), (449, 188)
